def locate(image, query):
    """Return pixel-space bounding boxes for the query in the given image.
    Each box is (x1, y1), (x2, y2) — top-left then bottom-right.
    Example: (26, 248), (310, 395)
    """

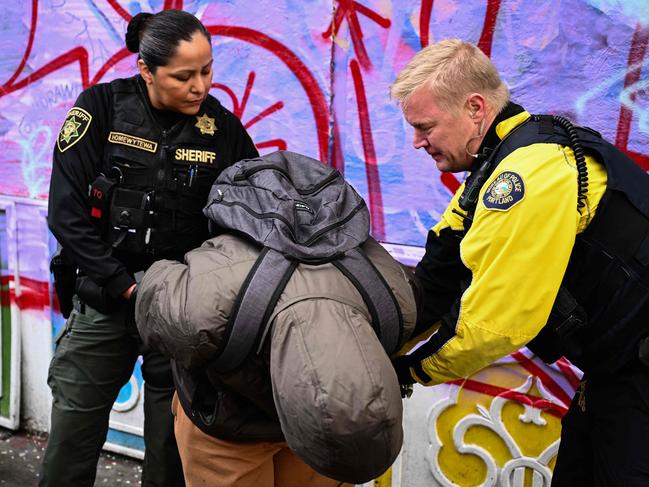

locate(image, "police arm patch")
(482, 171), (525, 211)
(57, 107), (92, 153)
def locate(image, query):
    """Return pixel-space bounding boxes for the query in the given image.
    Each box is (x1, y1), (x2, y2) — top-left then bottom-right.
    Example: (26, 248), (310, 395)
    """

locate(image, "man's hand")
(392, 356), (416, 398)
(392, 355), (416, 386)
(122, 283), (137, 300)
(124, 283), (138, 335)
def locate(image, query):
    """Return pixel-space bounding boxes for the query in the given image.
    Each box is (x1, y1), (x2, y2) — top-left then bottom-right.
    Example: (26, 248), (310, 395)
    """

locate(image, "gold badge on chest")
(195, 113), (217, 136)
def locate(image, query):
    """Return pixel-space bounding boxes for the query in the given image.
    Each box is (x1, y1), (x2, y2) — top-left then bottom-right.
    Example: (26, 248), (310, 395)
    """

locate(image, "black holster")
(527, 286), (588, 364)
(50, 247), (77, 319)
(549, 286), (587, 340)
(640, 337), (649, 368)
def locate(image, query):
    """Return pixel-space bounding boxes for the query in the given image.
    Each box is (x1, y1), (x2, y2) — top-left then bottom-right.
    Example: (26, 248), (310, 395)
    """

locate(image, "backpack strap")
(332, 248), (403, 354)
(208, 247), (298, 373)
(209, 245), (403, 373)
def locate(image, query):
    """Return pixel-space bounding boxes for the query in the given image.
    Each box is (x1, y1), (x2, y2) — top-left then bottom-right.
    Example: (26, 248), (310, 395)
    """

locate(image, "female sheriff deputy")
(41, 10), (258, 487)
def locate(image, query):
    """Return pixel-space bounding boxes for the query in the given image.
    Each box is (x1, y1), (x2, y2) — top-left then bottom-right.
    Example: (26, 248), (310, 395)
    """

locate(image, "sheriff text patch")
(175, 148), (216, 164)
(483, 171), (525, 211)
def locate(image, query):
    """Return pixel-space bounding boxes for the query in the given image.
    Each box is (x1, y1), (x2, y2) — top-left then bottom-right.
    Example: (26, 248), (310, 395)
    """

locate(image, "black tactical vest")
(475, 117), (649, 375)
(102, 76), (232, 267)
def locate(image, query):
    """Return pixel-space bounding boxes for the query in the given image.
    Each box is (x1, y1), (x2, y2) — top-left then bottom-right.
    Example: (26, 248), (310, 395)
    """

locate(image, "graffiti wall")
(0, 0), (647, 484)
(2, 1), (649, 246)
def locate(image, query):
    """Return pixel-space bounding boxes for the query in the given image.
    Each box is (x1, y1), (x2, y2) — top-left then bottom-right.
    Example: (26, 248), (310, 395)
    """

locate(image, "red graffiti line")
(225, 72), (286, 131)
(0, 275), (52, 312)
(419, 0), (501, 55)
(449, 378), (568, 418)
(441, 172), (461, 195)
(420, 0), (433, 49)
(212, 73), (287, 150)
(2, 0), (38, 90)
(511, 351), (573, 407)
(256, 139), (287, 151)
(245, 102), (284, 130)
(350, 59), (385, 240)
(166, 0), (185, 11)
(0, 47), (90, 97)
(477, 0), (501, 57)
(625, 149), (649, 171)
(209, 25), (340, 169)
(0, 0), (130, 96)
(91, 48), (133, 86)
(239, 71), (256, 120)
(615, 23), (649, 153)
(555, 357), (581, 391)
(323, 0), (391, 71)
(212, 82), (242, 116)
(106, 0), (131, 22)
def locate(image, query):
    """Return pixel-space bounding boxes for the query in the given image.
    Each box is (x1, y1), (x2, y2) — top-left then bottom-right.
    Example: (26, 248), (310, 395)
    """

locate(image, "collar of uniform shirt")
(137, 75), (185, 130)
(472, 101), (525, 169)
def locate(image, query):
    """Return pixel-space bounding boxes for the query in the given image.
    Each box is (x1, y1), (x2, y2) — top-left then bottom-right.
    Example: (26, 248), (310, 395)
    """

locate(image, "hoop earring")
(465, 119), (485, 159)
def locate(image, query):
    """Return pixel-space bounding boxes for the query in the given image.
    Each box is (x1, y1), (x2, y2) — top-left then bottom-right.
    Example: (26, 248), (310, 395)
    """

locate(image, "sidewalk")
(0, 427), (143, 485)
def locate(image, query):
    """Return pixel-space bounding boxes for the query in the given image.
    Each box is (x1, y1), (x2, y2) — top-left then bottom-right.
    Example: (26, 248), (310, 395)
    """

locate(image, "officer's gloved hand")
(392, 355), (416, 398)
(75, 276), (118, 314)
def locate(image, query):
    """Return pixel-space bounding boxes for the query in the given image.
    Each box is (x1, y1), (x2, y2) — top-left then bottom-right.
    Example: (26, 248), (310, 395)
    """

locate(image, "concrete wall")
(0, 1), (647, 485)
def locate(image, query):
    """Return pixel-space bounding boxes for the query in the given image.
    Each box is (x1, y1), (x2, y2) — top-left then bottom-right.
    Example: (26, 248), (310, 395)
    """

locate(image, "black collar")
(137, 76), (185, 130)
(473, 102), (525, 168)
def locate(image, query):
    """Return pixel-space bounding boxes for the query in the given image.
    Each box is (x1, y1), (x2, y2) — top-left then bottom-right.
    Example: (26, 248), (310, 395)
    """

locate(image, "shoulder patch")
(57, 107), (92, 153)
(482, 171), (525, 211)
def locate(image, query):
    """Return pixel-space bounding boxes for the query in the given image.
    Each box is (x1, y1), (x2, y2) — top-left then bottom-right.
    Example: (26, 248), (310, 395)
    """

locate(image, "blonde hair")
(390, 39), (509, 114)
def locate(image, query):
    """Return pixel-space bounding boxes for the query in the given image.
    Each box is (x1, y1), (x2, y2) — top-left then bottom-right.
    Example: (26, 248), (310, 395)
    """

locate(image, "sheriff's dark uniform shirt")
(48, 75), (259, 300)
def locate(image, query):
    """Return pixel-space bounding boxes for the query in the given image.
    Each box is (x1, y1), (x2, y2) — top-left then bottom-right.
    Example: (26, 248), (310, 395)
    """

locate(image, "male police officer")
(390, 39), (649, 486)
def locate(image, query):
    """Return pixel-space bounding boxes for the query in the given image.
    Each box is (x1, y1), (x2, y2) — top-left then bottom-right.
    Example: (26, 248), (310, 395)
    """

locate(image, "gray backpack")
(203, 150), (403, 372)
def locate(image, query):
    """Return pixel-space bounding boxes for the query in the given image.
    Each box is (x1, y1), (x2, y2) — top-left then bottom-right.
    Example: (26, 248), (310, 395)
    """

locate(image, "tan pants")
(172, 393), (352, 487)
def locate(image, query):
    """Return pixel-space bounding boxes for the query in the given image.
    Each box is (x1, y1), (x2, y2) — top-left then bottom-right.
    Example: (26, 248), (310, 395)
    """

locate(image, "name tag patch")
(108, 132), (158, 153)
(483, 171), (525, 211)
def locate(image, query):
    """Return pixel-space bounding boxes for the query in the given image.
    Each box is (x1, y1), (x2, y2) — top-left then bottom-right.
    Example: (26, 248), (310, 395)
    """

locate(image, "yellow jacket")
(404, 110), (608, 385)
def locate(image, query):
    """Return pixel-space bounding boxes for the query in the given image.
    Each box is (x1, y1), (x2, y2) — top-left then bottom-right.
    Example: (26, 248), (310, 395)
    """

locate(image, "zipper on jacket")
(234, 164), (291, 181)
(207, 198), (366, 247)
(297, 170), (339, 196)
(233, 164), (340, 196)
(158, 130), (168, 183)
(159, 129), (171, 231)
(302, 201), (366, 246)
(213, 200), (297, 240)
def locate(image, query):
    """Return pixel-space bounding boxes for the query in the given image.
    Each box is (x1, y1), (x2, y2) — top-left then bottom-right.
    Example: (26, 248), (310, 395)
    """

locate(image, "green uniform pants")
(39, 300), (185, 486)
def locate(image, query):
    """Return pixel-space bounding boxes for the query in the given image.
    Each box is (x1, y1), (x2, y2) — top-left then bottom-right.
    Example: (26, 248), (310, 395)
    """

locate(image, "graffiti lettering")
(35, 83), (82, 111)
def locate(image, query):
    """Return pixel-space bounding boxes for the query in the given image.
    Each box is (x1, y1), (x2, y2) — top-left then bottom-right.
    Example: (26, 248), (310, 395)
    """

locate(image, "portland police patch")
(57, 107), (92, 153)
(483, 171), (525, 211)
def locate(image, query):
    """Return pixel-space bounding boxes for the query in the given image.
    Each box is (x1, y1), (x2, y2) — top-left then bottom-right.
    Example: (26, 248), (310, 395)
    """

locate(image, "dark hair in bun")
(124, 9), (211, 73)
(125, 12), (152, 53)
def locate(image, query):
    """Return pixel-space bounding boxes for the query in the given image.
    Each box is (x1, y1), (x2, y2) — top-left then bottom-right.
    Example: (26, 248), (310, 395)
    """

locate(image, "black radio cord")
(552, 115), (589, 214)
